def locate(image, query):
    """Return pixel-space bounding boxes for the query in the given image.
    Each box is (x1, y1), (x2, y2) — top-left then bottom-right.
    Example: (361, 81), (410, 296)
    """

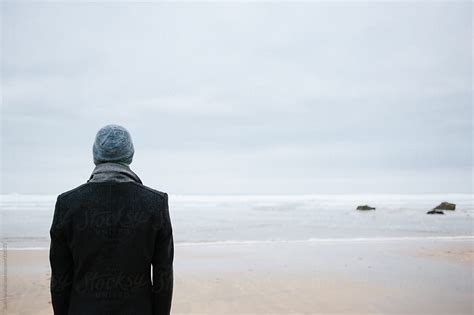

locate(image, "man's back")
(50, 180), (174, 315)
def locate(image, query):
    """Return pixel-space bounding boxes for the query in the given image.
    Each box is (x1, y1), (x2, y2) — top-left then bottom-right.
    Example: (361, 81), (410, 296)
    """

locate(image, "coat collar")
(87, 162), (142, 184)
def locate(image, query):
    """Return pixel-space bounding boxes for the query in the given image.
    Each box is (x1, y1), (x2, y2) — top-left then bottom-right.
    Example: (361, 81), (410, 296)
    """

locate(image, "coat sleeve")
(49, 195), (73, 315)
(151, 193), (174, 315)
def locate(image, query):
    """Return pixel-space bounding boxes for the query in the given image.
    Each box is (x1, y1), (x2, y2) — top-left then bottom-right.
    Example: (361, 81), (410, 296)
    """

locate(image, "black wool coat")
(49, 171), (173, 315)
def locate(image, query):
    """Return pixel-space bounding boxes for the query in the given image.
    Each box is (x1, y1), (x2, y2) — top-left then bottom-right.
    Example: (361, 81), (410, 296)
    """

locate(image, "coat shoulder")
(57, 182), (167, 203)
(130, 182), (167, 200)
(57, 183), (90, 201)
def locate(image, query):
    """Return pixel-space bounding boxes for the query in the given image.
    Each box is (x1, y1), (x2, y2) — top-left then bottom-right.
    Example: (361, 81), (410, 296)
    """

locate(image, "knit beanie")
(93, 124), (135, 165)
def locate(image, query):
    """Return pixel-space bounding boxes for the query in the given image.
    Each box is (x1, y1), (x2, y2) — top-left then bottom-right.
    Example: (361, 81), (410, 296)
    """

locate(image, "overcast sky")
(1, 1), (472, 195)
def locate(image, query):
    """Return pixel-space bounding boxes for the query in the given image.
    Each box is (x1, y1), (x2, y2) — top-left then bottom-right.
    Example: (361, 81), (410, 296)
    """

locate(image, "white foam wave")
(174, 235), (474, 246)
(2, 235), (473, 250)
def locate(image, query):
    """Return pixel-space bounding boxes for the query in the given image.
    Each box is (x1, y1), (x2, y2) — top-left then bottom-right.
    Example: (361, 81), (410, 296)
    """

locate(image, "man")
(49, 124), (173, 315)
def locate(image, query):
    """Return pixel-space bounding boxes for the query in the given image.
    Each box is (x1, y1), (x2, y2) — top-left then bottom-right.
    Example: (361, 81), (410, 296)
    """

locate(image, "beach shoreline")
(1, 239), (473, 314)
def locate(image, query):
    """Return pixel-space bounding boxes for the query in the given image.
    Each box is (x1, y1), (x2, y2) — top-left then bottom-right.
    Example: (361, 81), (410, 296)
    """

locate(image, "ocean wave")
(3, 235), (473, 250)
(168, 235), (474, 246)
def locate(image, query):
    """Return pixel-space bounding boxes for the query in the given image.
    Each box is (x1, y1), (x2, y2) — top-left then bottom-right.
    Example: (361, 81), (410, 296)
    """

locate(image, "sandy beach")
(1, 239), (473, 315)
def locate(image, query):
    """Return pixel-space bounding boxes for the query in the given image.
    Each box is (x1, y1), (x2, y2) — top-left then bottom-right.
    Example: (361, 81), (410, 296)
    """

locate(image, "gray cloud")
(1, 1), (472, 194)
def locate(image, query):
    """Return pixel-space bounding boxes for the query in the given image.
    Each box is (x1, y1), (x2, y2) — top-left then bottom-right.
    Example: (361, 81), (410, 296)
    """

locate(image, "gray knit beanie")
(93, 124), (135, 165)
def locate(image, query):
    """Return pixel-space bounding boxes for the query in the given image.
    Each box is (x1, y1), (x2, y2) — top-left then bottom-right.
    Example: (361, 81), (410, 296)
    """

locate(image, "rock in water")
(356, 205), (376, 211)
(433, 202), (456, 211)
(427, 209), (445, 215)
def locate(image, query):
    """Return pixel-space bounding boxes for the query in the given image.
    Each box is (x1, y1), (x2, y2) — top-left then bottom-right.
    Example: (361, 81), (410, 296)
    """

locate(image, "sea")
(1, 194), (473, 249)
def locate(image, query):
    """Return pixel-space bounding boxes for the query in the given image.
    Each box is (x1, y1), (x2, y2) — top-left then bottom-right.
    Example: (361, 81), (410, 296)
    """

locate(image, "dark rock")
(356, 205), (376, 211)
(433, 202), (456, 211)
(427, 209), (445, 215)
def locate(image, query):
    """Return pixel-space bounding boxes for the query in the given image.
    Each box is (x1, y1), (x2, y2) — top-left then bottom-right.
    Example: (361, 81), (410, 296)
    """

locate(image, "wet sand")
(1, 239), (473, 314)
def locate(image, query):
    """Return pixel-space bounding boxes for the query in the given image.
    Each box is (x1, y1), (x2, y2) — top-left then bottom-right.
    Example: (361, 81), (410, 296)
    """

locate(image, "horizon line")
(1, 192), (472, 197)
